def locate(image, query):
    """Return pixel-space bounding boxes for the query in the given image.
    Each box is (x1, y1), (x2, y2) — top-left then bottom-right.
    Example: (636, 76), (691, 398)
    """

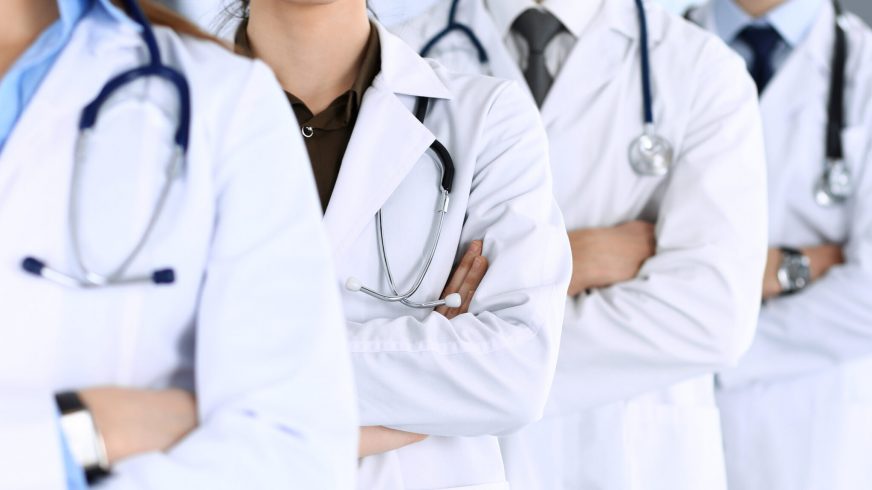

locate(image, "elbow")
(704, 304), (758, 369)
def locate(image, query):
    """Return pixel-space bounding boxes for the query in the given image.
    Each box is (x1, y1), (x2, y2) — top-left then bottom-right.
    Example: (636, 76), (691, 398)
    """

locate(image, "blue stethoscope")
(684, 0), (852, 206)
(421, 0), (674, 176)
(22, 0), (190, 288)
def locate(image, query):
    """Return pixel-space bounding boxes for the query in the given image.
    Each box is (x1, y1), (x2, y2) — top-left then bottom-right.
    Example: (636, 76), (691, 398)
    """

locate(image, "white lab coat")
(690, 3), (872, 489)
(341, 23), (571, 490)
(388, 1), (768, 488)
(0, 14), (358, 490)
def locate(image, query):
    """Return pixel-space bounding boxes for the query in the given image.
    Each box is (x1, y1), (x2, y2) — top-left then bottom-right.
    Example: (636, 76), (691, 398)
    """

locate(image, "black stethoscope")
(685, 0), (852, 206)
(420, 0), (675, 177)
(345, 97), (462, 309)
(22, 0), (191, 288)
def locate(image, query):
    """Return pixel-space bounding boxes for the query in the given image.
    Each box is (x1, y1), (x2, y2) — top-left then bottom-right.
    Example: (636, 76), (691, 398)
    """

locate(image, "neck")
(247, 0), (371, 114)
(735, 0), (787, 18)
(0, 0), (59, 76)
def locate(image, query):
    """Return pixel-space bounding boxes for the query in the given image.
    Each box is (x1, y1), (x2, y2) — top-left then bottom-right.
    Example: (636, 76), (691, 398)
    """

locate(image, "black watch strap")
(780, 246), (802, 257)
(55, 391), (86, 415)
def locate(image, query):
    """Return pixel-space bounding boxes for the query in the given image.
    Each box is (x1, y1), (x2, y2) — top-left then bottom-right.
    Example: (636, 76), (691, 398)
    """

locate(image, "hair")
(111, 0), (225, 44)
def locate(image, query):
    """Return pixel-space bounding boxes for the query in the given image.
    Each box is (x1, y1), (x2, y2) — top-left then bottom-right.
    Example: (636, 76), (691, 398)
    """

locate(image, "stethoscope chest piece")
(814, 158), (852, 206)
(629, 125), (674, 176)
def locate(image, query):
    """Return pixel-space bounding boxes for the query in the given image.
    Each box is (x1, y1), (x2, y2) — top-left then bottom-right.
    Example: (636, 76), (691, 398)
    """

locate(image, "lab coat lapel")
(0, 16), (142, 193)
(761, 1), (834, 121)
(322, 23), (451, 260)
(540, 0), (666, 123)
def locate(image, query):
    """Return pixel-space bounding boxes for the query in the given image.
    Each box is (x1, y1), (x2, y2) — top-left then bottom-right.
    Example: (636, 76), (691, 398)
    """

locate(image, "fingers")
(455, 255), (489, 315)
(436, 240), (484, 318)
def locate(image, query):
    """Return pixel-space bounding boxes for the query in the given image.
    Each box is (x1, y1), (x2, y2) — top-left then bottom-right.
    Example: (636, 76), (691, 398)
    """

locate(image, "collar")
(484, 0), (604, 39)
(372, 20), (452, 99)
(713, 0), (825, 47)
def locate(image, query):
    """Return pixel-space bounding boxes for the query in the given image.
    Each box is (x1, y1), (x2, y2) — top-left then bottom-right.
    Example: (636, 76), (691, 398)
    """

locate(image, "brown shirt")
(236, 21), (382, 211)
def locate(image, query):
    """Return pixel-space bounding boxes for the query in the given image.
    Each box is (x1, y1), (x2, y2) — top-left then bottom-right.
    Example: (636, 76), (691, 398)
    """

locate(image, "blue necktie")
(738, 25), (783, 94)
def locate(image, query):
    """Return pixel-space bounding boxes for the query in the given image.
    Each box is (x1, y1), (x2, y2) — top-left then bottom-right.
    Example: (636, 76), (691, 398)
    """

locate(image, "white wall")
(164, 0), (870, 34)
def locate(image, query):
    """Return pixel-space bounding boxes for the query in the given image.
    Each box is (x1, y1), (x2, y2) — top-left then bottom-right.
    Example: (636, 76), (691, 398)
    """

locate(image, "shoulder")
(656, 4), (748, 79)
(842, 12), (872, 120)
(645, 4), (755, 103)
(426, 57), (534, 122)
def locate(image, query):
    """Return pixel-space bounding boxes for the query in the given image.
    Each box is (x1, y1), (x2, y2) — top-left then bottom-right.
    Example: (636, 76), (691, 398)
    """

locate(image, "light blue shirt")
(712, 0), (826, 73)
(0, 0), (129, 151)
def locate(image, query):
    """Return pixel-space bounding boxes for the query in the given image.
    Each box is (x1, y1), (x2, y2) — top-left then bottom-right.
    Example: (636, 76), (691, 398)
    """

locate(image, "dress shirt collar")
(485, 0), (605, 39)
(714, 0), (825, 47)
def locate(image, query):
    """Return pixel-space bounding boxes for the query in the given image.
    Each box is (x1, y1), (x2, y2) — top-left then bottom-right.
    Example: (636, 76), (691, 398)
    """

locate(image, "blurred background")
(157, 0), (872, 32)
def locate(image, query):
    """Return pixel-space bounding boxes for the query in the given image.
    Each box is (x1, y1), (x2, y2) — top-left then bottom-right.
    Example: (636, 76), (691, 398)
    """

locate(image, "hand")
(567, 221), (656, 296)
(762, 245), (845, 300)
(359, 426), (427, 458)
(436, 240), (489, 319)
(80, 387), (197, 464)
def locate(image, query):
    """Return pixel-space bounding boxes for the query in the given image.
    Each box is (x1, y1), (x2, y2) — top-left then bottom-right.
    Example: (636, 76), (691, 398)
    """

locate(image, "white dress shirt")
(485, 0), (604, 76)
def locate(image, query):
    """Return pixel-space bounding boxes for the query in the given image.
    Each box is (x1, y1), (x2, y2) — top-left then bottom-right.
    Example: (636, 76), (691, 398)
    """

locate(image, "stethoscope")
(420, 0), (675, 177)
(685, 0), (852, 206)
(21, 0), (191, 288)
(345, 97), (462, 309)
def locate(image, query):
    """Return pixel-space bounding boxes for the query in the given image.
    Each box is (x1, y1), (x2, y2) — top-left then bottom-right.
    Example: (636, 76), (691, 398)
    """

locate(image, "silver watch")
(56, 392), (110, 481)
(776, 247), (811, 295)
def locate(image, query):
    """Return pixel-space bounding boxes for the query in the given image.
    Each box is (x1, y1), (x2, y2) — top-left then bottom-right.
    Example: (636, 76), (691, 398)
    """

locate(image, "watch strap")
(55, 391), (110, 483)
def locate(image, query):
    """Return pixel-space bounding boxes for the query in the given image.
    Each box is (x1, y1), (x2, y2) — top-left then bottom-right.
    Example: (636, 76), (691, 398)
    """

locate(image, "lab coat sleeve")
(545, 48), (769, 415)
(349, 81), (572, 437)
(718, 113), (872, 389)
(98, 61), (358, 489)
(0, 391), (69, 489)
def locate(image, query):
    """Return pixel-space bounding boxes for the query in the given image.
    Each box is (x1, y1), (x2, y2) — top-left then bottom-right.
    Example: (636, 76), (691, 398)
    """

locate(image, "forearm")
(350, 284), (565, 436)
(546, 246), (762, 415)
(359, 426), (427, 458)
(721, 263), (872, 388)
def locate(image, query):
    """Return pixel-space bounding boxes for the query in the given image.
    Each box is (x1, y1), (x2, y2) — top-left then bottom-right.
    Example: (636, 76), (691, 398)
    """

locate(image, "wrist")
(56, 391), (110, 483)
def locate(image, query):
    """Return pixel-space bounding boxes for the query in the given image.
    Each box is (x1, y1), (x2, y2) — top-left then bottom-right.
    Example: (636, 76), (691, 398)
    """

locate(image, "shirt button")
(301, 126), (314, 138)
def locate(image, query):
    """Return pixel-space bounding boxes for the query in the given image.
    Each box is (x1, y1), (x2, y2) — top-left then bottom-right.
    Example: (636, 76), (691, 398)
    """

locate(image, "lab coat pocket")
(624, 399), (727, 490)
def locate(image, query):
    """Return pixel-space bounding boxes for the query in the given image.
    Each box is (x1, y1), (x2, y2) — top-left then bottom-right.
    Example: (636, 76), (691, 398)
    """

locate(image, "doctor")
(0, 0), (358, 488)
(385, 0), (768, 488)
(688, 0), (872, 488)
(234, 0), (572, 488)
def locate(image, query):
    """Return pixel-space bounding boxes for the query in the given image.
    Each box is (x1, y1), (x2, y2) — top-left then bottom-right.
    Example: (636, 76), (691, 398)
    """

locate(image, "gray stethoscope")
(345, 97), (462, 309)
(21, 0), (189, 288)
(686, 0), (852, 206)
(421, 0), (674, 177)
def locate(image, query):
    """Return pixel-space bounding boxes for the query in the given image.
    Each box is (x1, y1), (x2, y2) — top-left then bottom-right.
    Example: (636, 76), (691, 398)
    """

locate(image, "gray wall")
(843, 0), (872, 24)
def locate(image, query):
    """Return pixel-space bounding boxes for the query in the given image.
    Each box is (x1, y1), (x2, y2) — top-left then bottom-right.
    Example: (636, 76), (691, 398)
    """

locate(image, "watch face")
(778, 252), (811, 293)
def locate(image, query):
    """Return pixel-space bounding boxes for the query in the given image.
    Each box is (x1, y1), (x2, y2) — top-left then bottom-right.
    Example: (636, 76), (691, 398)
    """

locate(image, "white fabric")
(345, 24), (572, 490)
(691, 3), (872, 489)
(0, 15), (358, 489)
(389, 1), (767, 488)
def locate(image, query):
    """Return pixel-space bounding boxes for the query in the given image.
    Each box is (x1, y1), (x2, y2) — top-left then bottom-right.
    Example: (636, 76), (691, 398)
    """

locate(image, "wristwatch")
(776, 247), (811, 295)
(56, 391), (110, 483)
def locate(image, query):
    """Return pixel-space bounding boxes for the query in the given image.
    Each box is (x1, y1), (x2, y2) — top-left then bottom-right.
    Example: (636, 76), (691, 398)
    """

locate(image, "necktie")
(738, 24), (783, 94)
(512, 8), (566, 107)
